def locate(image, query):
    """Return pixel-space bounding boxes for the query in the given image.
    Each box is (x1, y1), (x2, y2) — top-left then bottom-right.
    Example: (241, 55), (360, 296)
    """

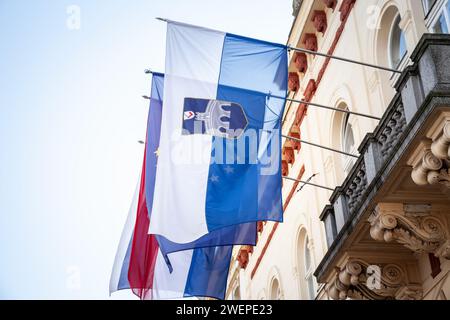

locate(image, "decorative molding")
(290, 125), (301, 151)
(378, 103), (407, 162)
(237, 246), (253, 269)
(409, 121), (450, 188)
(257, 221), (264, 234)
(314, 34), (450, 287)
(326, 260), (422, 300)
(294, 103), (307, 127)
(293, 52), (308, 73)
(283, 144), (295, 165)
(431, 121), (450, 160)
(345, 162), (368, 214)
(369, 203), (450, 259)
(288, 72), (300, 93)
(303, 33), (318, 52)
(399, 10), (413, 34)
(312, 10), (328, 34)
(339, 0), (356, 22)
(304, 79), (317, 101)
(395, 285), (423, 300)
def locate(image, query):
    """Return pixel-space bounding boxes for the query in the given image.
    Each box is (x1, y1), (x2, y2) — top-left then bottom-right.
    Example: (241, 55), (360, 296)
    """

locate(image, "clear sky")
(0, 0), (293, 299)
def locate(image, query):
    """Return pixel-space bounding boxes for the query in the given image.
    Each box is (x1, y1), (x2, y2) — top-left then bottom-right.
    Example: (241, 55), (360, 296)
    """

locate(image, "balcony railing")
(316, 34), (450, 276)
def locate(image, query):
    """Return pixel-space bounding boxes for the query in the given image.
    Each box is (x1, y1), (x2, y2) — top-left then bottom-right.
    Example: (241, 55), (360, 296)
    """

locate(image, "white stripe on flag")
(109, 174), (140, 294)
(149, 22), (226, 243)
(151, 249), (194, 300)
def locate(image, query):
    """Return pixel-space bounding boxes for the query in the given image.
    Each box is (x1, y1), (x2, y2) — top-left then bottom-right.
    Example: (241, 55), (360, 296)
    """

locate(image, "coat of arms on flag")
(182, 98), (248, 139)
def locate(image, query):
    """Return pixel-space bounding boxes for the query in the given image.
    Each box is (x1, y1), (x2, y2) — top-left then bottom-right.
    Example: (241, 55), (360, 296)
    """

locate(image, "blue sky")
(0, 0), (293, 299)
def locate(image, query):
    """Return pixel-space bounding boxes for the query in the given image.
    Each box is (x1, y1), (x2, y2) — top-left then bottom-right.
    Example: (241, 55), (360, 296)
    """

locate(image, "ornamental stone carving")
(409, 121), (450, 188)
(283, 145), (295, 165)
(312, 10), (327, 34)
(303, 33), (318, 52)
(293, 52), (308, 73)
(290, 125), (301, 151)
(395, 285), (424, 300)
(431, 121), (450, 159)
(288, 72), (300, 92)
(237, 246), (253, 269)
(369, 203), (450, 259)
(326, 260), (422, 300)
(257, 221), (264, 233)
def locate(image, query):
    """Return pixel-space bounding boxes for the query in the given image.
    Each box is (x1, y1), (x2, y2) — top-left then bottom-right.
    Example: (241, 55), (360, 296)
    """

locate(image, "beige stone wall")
(226, 0), (450, 300)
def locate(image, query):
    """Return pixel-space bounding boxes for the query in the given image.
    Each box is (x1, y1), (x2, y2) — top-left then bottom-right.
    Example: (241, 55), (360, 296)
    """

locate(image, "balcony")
(315, 34), (450, 300)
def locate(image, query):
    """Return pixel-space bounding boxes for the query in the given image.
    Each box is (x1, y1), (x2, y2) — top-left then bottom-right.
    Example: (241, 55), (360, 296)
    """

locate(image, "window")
(270, 278), (281, 300)
(424, 0), (450, 33)
(422, 0), (437, 15)
(341, 111), (356, 174)
(303, 237), (316, 300)
(389, 14), (407, 69)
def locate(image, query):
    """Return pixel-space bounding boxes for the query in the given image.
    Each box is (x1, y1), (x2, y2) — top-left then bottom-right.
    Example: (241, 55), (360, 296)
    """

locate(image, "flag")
(144, 72), (256, 266)
(109, 176), (139, 294)
(109, 152), (238, 300)
(110, 73), (256, 299)
(149, 20), (288, 244)
(109, 173), (234, 300)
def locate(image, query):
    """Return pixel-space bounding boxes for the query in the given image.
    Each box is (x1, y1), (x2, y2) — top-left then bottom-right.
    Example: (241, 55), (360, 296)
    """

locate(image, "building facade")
(226, 0), (450, 300)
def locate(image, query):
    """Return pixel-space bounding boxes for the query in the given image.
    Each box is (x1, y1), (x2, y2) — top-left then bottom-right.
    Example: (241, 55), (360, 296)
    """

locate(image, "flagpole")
(155, 17), (401, 74)
(143, 70), (360, 158)
(282, 135), (358, 158)
(287, 46), (401, 74)
(282, 176), (334, 191)
(144, 70), (381, 121)
(270, 94), (382, 121)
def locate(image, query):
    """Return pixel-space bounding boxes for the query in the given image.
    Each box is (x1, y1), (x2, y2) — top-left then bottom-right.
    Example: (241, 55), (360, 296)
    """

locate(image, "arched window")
(296, 229), (317, 299)
(303, 236), (316, 300)
(389, 14), (407, 69)
(342, 113), (355, 156)
(341, 107), (356, 174)
(270, 278), (281, 300)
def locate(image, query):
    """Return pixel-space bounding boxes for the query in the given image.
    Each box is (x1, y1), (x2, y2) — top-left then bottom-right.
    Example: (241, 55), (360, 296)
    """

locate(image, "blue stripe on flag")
(205, 33), (288, 231)
(145, 73), (164, 219)
(146, 72), (257, 274)
(157, 221), (256, 257)
(117, 238), (132, 290)
(183, 246), (233, 300)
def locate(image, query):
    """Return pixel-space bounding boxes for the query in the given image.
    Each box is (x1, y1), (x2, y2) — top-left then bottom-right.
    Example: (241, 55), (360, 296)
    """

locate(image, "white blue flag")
(149, 21), (288, 243)
(110, 73), (256, 300)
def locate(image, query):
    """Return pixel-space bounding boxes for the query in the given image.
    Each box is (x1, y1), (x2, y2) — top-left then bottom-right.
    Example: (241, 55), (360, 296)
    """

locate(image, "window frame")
(423, 0), (438, 18)
(387, 13), (408, 70)
(270, 278), (281, 300)
(424, 0), (450, 33)
(303, 237), (316, 300)
(340, 109), (357, 175)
